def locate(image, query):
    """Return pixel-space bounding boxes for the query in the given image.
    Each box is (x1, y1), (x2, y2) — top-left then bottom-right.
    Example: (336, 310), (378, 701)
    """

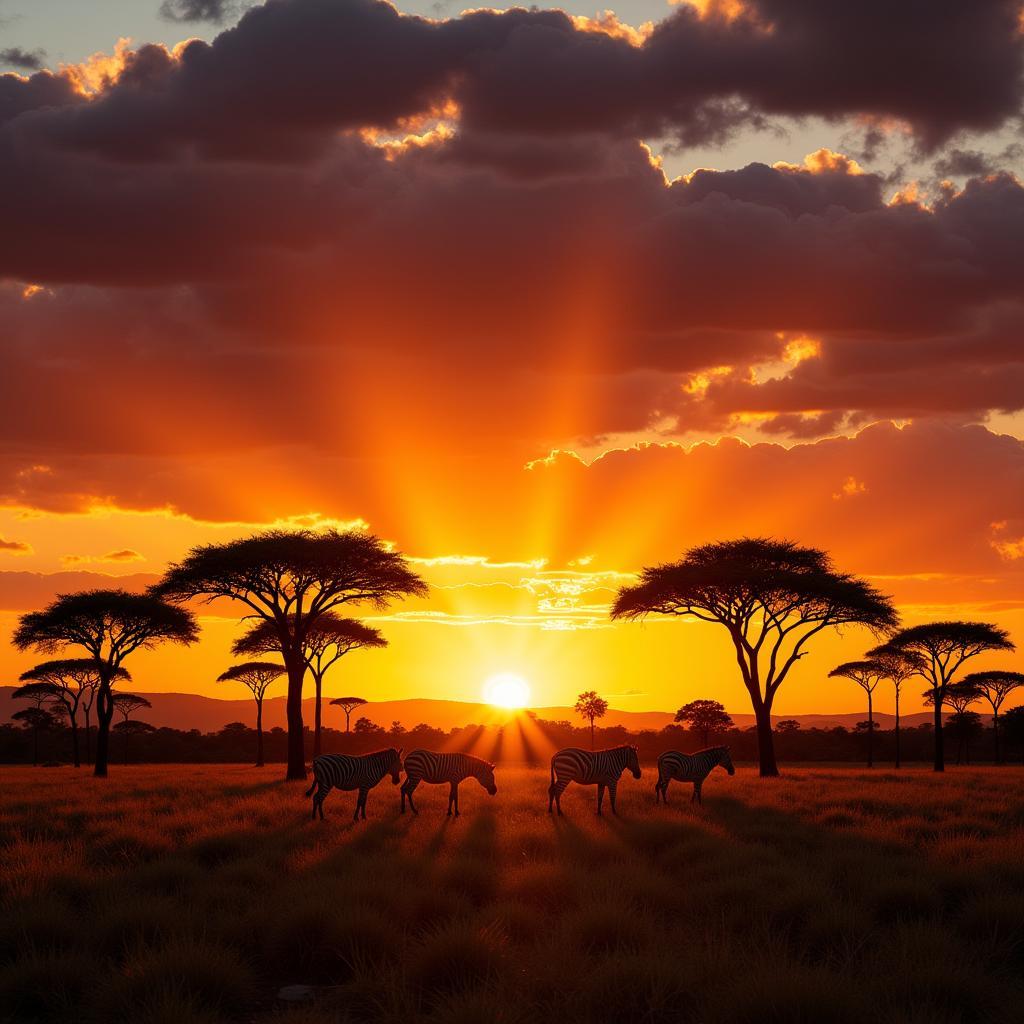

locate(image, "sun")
(483, 672), (531, 709)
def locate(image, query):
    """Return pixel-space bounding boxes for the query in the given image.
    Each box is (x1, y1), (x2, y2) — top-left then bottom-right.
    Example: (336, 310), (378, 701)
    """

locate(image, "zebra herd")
(306, 744), (735, 821)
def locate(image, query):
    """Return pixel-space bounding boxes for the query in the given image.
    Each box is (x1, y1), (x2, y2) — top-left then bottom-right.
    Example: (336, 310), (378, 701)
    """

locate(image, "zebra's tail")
(549, 760), (555, 788)
(304, 777), (318, 799)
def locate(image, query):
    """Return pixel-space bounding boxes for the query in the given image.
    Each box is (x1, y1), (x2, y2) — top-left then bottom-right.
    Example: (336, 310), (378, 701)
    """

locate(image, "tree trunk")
(345, 709), (351, 732)
(32, 724), (39, 766)
(255, 699), (264, 767)
(753, 702), (779, 777)
(94, 682), (114, 778)
(933, 699), (945, 773)
(867, 690), (874, 768)
(124, 726), (130, 766)
(70, 717), (80, 768)
(894, 690), (901, 769)
(590, 719), (595, 750)
(313, 672), (323, 757)
(84, 708), (92, 765)
(993, 709), (1001, 765)
(285, 656), (306, 780)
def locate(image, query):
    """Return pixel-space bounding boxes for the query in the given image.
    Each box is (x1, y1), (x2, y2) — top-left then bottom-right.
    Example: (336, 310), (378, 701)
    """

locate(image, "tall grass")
(1, 764), (1022, 1022)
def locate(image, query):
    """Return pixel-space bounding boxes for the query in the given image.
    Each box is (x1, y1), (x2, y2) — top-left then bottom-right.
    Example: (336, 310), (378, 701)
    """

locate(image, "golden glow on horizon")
(484, 672), (531, 709)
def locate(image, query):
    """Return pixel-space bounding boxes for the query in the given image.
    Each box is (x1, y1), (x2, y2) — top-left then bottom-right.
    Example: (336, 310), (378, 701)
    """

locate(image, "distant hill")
(0, 687), (947, 732)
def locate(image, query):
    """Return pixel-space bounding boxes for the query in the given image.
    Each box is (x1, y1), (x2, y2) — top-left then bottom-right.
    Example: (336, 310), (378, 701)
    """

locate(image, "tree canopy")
(872, 620), (1014, 771)
(153, 528), (424, 779)
(217, 661), (286, 696)
(613, 538), (898, 775)
(674, 699), (734, 745)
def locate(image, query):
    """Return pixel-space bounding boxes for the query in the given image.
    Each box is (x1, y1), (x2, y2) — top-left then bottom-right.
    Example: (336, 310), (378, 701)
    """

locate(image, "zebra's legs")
(401, 777), (419, 815)
(658, 776), (670, 804)
(309, 779), (319, 820)
(447, 781), (461, 817)
(692, 780), (703, 805)
(597, 782), (605, 815)
(608, 781), (618, 816)
(316, 784), (331, 820)
(354, 787), (368, 822)
(548, 778), (566, 815)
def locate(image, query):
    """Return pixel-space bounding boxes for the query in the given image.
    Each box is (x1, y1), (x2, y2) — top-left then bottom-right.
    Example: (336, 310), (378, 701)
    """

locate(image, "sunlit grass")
(1, 764), (1022, 1022)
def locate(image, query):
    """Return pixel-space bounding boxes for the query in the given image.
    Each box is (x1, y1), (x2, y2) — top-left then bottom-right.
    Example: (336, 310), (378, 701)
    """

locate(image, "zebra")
(548, 745), (641, 816)
(655, 746), (734, 806)
(304, 748), (403, 821)
(400, 750), (497, 817)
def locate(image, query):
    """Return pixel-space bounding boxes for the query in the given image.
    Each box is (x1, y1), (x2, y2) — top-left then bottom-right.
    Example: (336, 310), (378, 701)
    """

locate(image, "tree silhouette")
(924, 680), (981, 765)
(234, 612), (386, 756)
(112, 693), (152, 765)
(574, 691), (608, 749)
(112, 719), (155, 765)
(354, 716), (385, 734)
(961, 670), (1024, 765)
(19, 660), (130, 768)
(829, 660), (886, 767)
(330, 696), (367, 732)
(13, 590), (197, 777)
(612, 538), (897, 776)
(866, 646), (924, 769)
(216, 661), (285, 766)
(11, 682), (60, 765)
(11, 707), (60, 764)
(674, 699), (734, 747)
(776, 719), (801, 733)
(1002, 706), (1024, 765)
(872, 622), (1014, 772)
(153, 528), (425, 780)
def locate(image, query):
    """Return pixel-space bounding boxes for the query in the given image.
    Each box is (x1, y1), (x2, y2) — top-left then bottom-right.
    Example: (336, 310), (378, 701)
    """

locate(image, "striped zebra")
(548, 745), (641, 816)
(304, 748), (403, 821)
(400, 750), (497, 817)
(655, 746), (734, 806)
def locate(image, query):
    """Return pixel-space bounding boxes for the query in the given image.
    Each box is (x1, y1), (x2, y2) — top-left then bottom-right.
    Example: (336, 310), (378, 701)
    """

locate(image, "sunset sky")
(1, 0), (1023, 720)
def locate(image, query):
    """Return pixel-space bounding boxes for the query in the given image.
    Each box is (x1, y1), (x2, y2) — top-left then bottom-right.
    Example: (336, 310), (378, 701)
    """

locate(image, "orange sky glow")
(2, 1), (1023, 724)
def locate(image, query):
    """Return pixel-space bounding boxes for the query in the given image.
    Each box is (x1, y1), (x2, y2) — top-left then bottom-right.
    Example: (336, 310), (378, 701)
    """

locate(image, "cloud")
(62, 548), (145, 565)
(159, 1), (237, 24)
(0, 536), (31, 554)
(0, 47), (45, 71)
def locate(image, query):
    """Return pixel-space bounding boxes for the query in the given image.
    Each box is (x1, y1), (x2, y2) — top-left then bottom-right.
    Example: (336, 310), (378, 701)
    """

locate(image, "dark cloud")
(8, 0), (1024, 161)
(0, 47), (45, 71)
(159, 1), (236, 24)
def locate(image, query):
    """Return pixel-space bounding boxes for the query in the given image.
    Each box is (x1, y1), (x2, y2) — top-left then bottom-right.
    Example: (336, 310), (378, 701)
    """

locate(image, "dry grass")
(1, 763), (1023, 1023)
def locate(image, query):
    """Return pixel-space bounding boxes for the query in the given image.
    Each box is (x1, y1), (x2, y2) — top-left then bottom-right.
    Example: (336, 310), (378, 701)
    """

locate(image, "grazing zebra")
(400, 750), (497, 817)
(548, 745), (641, 816)
(655, 746), (735, 806)
(304, 748), (403, 821)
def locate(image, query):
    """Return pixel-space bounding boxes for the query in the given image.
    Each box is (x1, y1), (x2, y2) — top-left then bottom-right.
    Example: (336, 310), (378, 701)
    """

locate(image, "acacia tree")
(217, 661), (285, 766)
(11, 682), (60, 765)
(871, 622), (1014, 772)
(924, 681), (982, 764)
(612, 539), (898, 777)
(112, 693), (152, 765)
(574, 690), (608, 749)
(961, 670), (1024, 765)
(18, 660), (130, 768)
(829, 660), (886, 767)
(234, 613), (386, 756)
(13, 590), (198, 777)
(331, 696), (368, 732)
(866, 646), (924, 769)
(154, 529), (426, 780)
(674, 699), (734, 747)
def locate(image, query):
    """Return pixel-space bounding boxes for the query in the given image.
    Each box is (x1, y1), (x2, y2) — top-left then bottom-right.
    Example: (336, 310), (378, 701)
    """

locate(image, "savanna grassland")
(2, 764), (1023, 1024)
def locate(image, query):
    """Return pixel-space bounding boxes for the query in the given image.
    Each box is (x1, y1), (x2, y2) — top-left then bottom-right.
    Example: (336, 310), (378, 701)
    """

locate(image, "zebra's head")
(718, 747), (735, 776)
(626, 745), (641, 779)
(476, 760), (498, 796)
(388, 747), (403, 784)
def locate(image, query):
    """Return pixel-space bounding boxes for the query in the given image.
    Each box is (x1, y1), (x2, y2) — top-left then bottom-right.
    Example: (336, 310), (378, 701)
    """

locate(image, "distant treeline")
(3, 710), (1023, 767)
